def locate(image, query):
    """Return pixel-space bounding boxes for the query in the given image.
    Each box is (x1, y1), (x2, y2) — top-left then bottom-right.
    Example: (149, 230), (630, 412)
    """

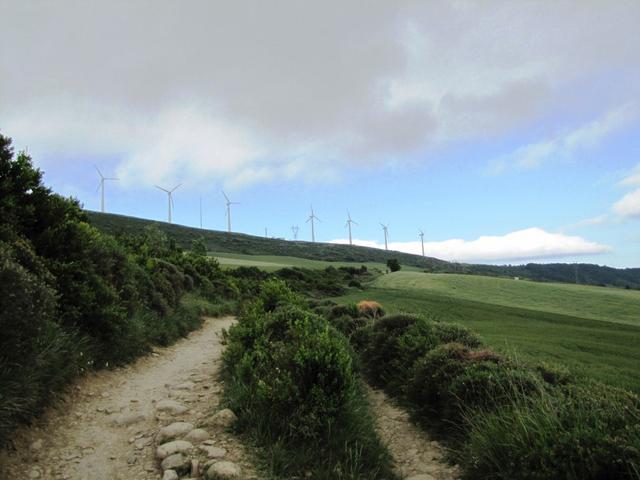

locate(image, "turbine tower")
(346, 211), (358, 246)
(380, 223), (389, 251)
(95, 166), (117, 213)
(291, 225), (299, 240)
(419, 230), (425, 257)
(306, 205), (320, 242)
(155, 184), (181, 224)
(222, 191), (239, 233)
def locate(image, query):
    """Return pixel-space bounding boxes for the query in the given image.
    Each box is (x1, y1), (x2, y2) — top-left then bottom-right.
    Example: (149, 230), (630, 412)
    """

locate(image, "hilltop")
(86, 211), (640, 289)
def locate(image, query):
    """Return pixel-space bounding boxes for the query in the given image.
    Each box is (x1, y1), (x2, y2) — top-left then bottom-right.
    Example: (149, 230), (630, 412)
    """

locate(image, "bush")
(386, 258), (401, 272)
(356, 300), (385, 319)
(222, 302), (396, 478)
(362, 314), (481, 395)
(461, 383), (640, 480)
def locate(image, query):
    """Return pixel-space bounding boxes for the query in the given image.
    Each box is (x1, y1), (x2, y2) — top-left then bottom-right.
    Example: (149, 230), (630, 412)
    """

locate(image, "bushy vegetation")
(317, 299), (640, 479)
(0, 134), (238, 443)
(221, 280), (396, 479)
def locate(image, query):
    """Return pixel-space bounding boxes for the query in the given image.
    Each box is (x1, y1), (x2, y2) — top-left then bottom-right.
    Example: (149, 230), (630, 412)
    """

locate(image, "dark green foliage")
(221, 284), (396, 479)
(386, 258), (401, 272)
(275, 266), (371, 297)
(361, 314), (481, 395)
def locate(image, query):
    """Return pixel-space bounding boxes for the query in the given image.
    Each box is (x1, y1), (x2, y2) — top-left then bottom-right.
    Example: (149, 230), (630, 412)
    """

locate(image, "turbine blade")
(94, 165), (104, 179)
(155, 185), (169, 193)
(171, 183), (182, 192)
(96, 182), (101, 193)
(222, 190), (230, 203)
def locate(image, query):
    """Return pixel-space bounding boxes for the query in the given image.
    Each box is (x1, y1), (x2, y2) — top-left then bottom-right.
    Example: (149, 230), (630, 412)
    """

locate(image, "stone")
(134, 437), (151, 450)
(405, 475), (436, 480)
(30, 439), (44, 451)
(206, 461), (242, 479)
(156, 440), (193, 460)
(161, 453), (190, 474)
(184, 428), (210, 443)
(110, 412), (146, 427)
(199, 445), (227, 459)
(156, 399), (188, 415)
(127, 453), (137, 465)
(210, 409), (237, 429)
(191, 458), (200, 477)
(169, 381), (195, 391)
(157, 422), (195, 442)
(162, 470), (179, 480)
(28, 468), (41, 479)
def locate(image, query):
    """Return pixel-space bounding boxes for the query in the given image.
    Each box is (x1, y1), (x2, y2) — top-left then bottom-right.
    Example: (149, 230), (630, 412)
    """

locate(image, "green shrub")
(362, 315), (481, 394)
(461, 383), (640, 480)
(222, 304), (396, 478)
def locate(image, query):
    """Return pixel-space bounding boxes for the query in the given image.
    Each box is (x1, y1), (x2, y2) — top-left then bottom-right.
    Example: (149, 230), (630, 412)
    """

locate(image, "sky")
(1, 1), (639, 267)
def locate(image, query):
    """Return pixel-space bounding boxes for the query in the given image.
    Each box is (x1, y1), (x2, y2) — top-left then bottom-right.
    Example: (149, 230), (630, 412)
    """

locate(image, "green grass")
(334, 272), (640, 392)
(212, 251), (420, 272)
(373, 272), (640, 326)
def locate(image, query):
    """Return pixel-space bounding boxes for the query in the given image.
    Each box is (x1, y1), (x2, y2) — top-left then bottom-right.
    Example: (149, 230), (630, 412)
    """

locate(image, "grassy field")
(212, 251), (420, 272)
(334, 272), (640, 392)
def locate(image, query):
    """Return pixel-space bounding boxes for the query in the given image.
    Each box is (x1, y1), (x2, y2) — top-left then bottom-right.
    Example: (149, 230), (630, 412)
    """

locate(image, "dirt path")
(367, 386), (461, 480)
(0, 317), (258, 480)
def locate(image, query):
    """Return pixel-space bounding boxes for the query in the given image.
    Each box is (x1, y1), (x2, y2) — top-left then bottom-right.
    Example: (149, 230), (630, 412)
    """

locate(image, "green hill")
(334, 271), (640, 392)
(86, 211), (640, 288)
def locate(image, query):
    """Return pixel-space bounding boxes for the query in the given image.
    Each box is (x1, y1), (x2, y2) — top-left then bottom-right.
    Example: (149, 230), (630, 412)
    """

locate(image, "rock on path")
(0, 317), (259, 480)
(367, 386), (461, 480)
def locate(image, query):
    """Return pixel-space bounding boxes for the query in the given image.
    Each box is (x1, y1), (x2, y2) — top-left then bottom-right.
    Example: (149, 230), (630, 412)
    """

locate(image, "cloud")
(559, 215), (609, 233)
(620, 165), (640, 187)
(489, 104), (639, 174)
(612, 164), (640, 219)
(613, 189), (640, 218)
(331, 227), (610, 263)
(1, 1), (640, 187)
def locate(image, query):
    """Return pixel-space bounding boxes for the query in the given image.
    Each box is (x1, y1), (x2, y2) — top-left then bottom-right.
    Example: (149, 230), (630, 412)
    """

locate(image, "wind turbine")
(380, 223), (389, 251)
(155, 184), (181, 223)
(222, 191), (239, 233)
(291, 225), (299, 240)
(306, 205), (321, 242)
(419, 230), (425, 257)
(346, 211), (358, 246)
(95, 166), (117, 213)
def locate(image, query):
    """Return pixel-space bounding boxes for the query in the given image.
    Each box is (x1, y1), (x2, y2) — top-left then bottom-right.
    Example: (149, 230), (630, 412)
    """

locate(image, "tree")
(386, 258), (401, 272)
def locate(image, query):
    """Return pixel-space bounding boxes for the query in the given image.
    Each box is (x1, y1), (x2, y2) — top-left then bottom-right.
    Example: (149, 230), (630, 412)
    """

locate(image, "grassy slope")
(212, 251), (421, 272)
(334, 272), (640, 392)
(373, 272), (640, 326)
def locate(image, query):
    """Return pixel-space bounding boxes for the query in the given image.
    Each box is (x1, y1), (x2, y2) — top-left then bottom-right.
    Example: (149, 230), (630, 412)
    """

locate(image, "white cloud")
(613, 189), (640, 218)
(612, 164), (640, 219)
(489, 104), (638, 174)
(620, 164), (640, 187)
(559, 215), (609, 233)
(1, 1), (640, 187)
(331, 227), (610, 263)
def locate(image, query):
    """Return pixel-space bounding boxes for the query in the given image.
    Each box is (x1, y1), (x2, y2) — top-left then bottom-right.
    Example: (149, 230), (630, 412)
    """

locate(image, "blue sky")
(1, 1), (639, 267)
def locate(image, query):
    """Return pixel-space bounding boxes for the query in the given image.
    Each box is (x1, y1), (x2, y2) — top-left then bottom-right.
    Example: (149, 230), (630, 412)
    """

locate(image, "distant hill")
(86, 211), (640, 289)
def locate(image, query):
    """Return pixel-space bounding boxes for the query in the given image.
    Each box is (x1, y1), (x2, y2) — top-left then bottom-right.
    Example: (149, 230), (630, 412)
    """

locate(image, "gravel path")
(367, 386), (461, 480)
(0, 317), (257, 480)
